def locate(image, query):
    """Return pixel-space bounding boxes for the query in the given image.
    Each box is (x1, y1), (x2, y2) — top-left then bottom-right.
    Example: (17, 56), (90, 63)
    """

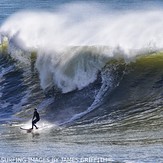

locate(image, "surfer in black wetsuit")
(32, 108), (40, 129)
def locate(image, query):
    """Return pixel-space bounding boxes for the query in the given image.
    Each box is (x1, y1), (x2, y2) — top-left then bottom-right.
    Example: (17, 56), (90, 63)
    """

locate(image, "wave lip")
(1, 3), (163, 93)
(1, 7), (163, 51)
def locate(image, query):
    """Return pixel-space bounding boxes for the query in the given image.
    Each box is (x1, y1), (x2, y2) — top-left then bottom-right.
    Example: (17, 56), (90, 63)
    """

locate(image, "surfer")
(32, 108), (40, 129)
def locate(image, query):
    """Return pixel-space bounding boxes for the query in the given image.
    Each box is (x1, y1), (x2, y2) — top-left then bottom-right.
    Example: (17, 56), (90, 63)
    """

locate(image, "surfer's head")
(34, 108), (37, 111)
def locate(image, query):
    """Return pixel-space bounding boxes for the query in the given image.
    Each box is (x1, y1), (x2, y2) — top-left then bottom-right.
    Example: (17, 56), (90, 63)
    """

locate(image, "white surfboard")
(20, 127), (33, 133)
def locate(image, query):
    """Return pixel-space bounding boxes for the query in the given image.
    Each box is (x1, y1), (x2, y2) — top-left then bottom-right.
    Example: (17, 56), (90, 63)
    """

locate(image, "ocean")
(0, 0), (163, 162)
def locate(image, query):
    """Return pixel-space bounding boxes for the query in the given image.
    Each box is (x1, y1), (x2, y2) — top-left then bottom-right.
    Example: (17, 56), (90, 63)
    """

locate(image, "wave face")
(0, 2), (163, 127)
(1, 3), (163, 93)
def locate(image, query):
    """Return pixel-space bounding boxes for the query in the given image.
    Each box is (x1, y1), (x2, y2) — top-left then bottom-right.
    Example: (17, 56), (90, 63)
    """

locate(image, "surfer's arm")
(32, 112), (36, 120)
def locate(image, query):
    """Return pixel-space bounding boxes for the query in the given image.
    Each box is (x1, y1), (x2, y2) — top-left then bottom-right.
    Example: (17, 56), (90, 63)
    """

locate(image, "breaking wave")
(1, 3), (163, 92)
(0, 2), (163, 126)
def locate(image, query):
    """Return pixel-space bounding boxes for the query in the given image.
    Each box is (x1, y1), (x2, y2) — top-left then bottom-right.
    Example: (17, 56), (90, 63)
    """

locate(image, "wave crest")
(1, 3), (163, 92)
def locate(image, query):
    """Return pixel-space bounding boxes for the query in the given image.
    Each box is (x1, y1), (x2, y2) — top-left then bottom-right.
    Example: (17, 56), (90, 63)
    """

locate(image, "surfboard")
(20, 127), (33, 133)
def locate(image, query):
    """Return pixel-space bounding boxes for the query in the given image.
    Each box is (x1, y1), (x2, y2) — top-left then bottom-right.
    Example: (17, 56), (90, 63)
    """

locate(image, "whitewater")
(0, 1), (163, 163)
(1, 3), (163, 93)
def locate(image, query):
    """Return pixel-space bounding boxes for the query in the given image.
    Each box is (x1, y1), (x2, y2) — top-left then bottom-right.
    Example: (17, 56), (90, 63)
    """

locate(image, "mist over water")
(2, 3), (163, 50)
(1, 2), (163, 92)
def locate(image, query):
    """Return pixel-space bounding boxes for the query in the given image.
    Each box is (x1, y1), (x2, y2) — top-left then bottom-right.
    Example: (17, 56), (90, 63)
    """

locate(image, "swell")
(1, 3), (163, 126)
(38, 52), (163, 126)
(1, 47), (163, 128)
(77, 53), (163, 127)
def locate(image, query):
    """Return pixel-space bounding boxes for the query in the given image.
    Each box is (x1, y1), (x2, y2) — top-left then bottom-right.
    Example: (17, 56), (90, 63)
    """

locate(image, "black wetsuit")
(32, 110), (40, 129)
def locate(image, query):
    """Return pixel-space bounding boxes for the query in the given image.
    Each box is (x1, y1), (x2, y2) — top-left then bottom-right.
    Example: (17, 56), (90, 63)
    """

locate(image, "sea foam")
(0, 2), (163, 92)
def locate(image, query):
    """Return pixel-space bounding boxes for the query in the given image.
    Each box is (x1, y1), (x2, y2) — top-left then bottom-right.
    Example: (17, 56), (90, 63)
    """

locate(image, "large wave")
(1, 2), (163, 127)
(0, 2), (163, 94)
